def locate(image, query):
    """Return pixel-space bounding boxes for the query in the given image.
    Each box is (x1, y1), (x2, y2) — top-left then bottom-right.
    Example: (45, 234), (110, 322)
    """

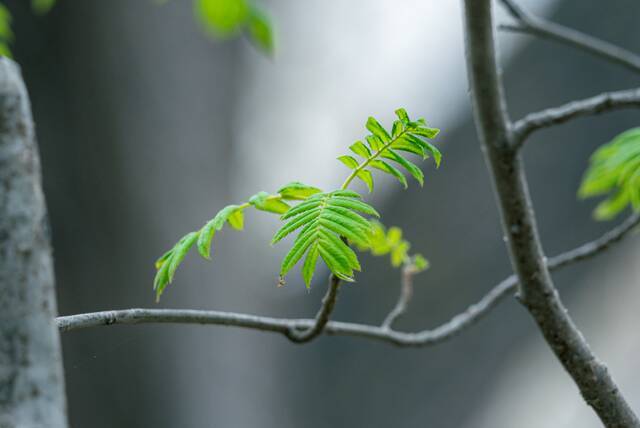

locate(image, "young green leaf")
(246, 5), (274, 55)
(358, 220), (428, 273)
(277, 181), (323, 200)
(338, 155), (359, 169)
(273, 191), (376, 285)
(339, 108), (440, 191)
(249, 191), (291, 214)
(369, 160), (408, 188)
(366, 117), (391, 143)
(153, 232), (199, 301)
(195, 0), (249, 37)
(32, 0), (56, 14)
(350, 141), (371, 159)
(579, 128), (640, 220)
(356, 170), (374, 193)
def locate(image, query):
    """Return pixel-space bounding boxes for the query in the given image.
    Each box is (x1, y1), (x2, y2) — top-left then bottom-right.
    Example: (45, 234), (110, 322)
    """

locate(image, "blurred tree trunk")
(0, 58), (67, 428)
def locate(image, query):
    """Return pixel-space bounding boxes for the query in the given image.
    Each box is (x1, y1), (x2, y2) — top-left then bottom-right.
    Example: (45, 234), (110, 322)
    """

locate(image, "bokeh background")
(5, 0), (640, 426)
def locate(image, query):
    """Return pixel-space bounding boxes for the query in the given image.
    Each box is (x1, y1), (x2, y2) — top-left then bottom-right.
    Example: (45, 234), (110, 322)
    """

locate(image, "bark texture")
(462, 1), (639, 427)
(0, 58), (67, 428)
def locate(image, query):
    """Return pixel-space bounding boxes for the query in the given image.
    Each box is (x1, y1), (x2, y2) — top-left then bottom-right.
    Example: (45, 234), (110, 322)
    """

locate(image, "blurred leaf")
(32, 0), (56, 14)
(0, 4), (12, 58)
(358, 220), (428, 273)
(246, 5), (274, 55)
(579, 128), (640, 220)
(195, 0), (249, 37)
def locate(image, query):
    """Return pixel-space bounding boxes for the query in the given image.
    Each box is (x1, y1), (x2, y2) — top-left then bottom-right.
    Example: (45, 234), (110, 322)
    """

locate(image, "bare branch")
(463, 1), (639, 426)
(56, 212), (640, 350)
(381, 265), (416, 330)
(551, 212), (640, 268)
(499, 0), (640, 74)
(284, 274), (341, 343)
(513, 87), (640, 145)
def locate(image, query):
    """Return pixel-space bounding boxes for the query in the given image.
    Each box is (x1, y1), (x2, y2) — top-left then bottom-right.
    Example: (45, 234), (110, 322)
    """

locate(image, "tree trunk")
(0, 58), (67, 428)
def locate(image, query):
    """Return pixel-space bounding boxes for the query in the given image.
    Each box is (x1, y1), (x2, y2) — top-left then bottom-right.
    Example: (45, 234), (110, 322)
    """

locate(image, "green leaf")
(350, 141), (371, 159)
(328, 196), (380, 217)
(339, 109), (441, 191)
(383, 149), (424, 186)
(302, 243), (319, 288)
(155, 248), (174, 270)
(358, 220), (428, 273)
(391, 241), (409, 267)
(390, 136), (424, 157)
(277, 181), (323, 200)
(227, 208), (244, 230)
(366, 117), (391, 143)
(579, 128), (640, 220)
(249, 191), (290, 214)
(167, 232), (199, 283)
(195, 0), (249, 37)
(32, 0), (56, 14)
(420, 140), (442, 167)
(365, 134), (384, 152)
(391, 120), (403, 138)
(154, 232), (199, 301)
(246, 5), (274, 55)
(280, 198), (322, 220)
(356, 169), (374, 192)
(410, 126), (440, 139)
(412, 254), (429, 272)
(395, 108), (409, 124)
(338, 155), (359, 169)
(273, 190), (376, 284)
(369, 160), (408, 188)
(272, 208), (321, 243)
(196, 204), (243, 258)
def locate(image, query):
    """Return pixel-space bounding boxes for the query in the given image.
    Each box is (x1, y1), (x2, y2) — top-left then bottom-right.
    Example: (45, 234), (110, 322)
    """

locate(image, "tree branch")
(513, 87), (640, 145)
(56, 211), (640, 349)
(463, 1), (639, 426)
(284, 274), (341, 343)
(499, 0), (640, 74)
(381, 264), (416, 330)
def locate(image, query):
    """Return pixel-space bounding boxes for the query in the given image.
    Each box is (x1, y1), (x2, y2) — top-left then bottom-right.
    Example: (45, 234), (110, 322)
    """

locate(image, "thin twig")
(284, 274), (341, 343)
(464, 0), (639, 425)
(56, 212), (640, 348)
(381, 265), (416, 330)
(499, 0), (640, 74)
(512, 87), (640, 146)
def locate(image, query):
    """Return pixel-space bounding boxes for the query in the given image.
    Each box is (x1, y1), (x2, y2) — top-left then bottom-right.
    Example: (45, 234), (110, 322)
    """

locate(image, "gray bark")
(0, 58), (67, 428)
(462, 1), (639, 426)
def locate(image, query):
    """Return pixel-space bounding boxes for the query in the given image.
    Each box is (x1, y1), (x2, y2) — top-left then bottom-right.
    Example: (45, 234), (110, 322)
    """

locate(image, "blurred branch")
(464, 0), (639, 425)
(513, 87), (640, 145)
(284, 274), (341, 343)
(381, 264), (416, 330)
(57, 211), (640, 347)
(499, 0), (640, 74)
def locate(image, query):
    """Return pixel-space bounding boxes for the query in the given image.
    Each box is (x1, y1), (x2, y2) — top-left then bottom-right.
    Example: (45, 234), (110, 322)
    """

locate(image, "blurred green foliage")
(580, 128), (640, 220)
(0, 0), (273, 58)
(195, 0), (274, 55)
